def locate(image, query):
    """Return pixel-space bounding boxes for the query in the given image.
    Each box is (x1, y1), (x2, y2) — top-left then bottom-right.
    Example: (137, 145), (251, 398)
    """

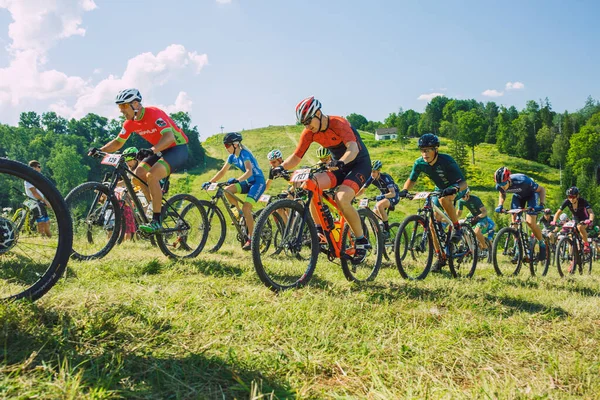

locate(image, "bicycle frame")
(204, 182), (251, 241)
(93, 152), (189, 236)
(504, 208), (533, 261)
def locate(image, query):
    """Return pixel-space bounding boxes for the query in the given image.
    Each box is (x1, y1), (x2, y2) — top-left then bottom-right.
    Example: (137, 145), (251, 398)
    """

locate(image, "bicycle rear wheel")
(65, 182), (121, 260)
(556, 236), (579, 277)
(157, 194), (208, 258)
(492, 227), (522, 276)
(198, 200), (226, 253)
(251, 199), (319, 292)
(448, 223), (478, 278)
(0, 159), (73, 301)
(382, 222), (401, 261)
(340, 208), (383, 283)
(394, 215), (432, 280)
(529, 236), (550, 276)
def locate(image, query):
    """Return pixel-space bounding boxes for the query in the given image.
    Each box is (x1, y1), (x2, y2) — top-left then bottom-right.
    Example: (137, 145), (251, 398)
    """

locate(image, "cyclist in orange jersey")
(88, 88), (189, 234)
(273, 96), (372, 264)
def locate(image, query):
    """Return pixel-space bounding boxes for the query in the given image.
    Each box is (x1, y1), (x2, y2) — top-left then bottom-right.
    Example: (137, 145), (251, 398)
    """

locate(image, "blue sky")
(0, 0), (597, 139)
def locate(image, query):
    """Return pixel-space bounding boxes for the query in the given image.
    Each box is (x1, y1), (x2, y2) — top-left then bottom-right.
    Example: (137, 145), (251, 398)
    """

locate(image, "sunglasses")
(420, 147), (435, 153)
(568, 195), (578, 199)
(224, 143), (233, 149)
(117, 103), (131, 111)
(302, 116), (315, 126)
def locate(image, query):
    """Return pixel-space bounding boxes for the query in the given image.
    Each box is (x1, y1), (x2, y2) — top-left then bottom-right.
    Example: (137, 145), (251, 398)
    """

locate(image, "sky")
(0, 0), (598, 139)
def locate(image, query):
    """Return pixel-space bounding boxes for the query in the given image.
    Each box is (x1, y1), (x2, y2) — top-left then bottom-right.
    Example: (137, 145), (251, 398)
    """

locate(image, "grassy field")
(3, 127), (599, 399)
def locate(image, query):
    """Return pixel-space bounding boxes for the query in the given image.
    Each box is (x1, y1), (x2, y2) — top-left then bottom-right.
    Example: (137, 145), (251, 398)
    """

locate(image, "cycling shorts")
(475, 216), (495, 234)
(26, 199), (49, 223)
(432, 187), (468, 209)
(511, 193), (539, 215)
(326, 157), (372, 194)
(236, 179), (266, 204)
(140, 145), (188, 175)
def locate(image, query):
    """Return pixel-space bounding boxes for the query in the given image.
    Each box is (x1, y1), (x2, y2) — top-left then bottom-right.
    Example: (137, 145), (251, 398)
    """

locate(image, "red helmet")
(295, 96), (321, 125)
(494, 167), (511, 184)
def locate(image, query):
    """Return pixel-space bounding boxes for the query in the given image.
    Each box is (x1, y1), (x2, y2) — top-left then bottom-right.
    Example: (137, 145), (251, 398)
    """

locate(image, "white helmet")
(115, 88), (142, 104)
(267, 149), (282, 160)
(559, 213), (568, 222)
(295, 96), (322, 125)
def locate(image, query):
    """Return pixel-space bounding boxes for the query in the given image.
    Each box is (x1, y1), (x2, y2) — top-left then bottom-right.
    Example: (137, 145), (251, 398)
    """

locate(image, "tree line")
(0, 111), (205, 197)
(347, 96), (600, 205)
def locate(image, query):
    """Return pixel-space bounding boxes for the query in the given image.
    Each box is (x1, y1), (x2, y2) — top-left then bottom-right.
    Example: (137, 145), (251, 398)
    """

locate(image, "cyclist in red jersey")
(273, 96), (372, 264)
(88, 88), (189, 234)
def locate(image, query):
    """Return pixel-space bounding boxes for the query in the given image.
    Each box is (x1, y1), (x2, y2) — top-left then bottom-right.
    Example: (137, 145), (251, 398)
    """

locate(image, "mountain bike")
(0, 158), (73, 301)
(555, 220), (592, 277)
(251, 165), (383, 292)
(10, 198), (38, 236)
(492, 208), (550, 276)
(65, 151), (208, 260)
(356, 196), (406, 262)
(200, 182), (284, 253)
(393, 191), (478, 280)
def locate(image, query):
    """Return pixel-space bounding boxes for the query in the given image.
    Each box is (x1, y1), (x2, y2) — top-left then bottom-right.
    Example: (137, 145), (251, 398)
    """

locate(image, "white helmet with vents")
(115, 88), (142, 104)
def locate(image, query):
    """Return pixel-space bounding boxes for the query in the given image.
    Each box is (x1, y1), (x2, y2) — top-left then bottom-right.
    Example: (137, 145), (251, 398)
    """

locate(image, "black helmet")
(418, 133), (440, 148)
(223, 132), (243, 144)
(566, 186), (579, 196)
(494, 166), (511, 184)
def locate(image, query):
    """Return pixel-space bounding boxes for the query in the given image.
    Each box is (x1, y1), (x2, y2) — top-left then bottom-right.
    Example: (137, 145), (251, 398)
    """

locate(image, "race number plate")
(259, 194), (271, 203)
(563, 221), (575, 228)
(359, 198), (369, 208)
(100, 153), (121, 166)
(207, 183), (218, 191)
(290, 168), (311, 183)
(413, 192), (430, 200)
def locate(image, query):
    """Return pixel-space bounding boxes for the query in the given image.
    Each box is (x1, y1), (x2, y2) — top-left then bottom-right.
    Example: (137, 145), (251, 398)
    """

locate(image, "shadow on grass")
(189, 258), (246, 277)
(1, 302), (295, 399)
(541, 281), (600, 297)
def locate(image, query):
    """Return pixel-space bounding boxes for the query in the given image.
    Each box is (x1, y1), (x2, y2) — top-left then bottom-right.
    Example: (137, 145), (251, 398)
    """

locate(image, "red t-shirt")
(116, 106), (188, 148)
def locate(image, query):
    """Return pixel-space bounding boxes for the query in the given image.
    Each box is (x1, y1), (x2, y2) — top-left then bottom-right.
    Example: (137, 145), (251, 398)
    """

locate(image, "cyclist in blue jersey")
(203, 132), (266, 250)
(494, 166), (547, 259)
(357, 160), (398, 237)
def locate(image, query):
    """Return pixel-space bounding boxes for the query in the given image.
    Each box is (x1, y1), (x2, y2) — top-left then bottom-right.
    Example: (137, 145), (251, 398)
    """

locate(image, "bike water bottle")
(332, 220), (342, 242)
(320, 202), (335, 230)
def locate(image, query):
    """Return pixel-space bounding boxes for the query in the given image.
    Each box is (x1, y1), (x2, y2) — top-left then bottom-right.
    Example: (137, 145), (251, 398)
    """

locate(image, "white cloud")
(216, 0), (232, 3)
(157, 92), (193, 114)
(50, 45), (208, 119)
(482, 89), (504, 98)
(505, 81), (525, 90)
(0, 0), (97, 56)
(417, 92), (445, 101)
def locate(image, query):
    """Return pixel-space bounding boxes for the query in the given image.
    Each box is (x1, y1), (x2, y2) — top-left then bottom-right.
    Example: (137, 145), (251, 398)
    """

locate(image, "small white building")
(374, 128), (398, 141)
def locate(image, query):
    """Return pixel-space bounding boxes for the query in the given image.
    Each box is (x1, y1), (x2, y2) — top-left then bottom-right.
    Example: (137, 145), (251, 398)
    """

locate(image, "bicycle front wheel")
(394, 215), (432, 280)
(382, 222), (401, 262)
(65, 182), (121, 261)
(529, 236), (550, 277)
(157, 194), (208, 258)
(0, 159), (73, 301)
(492, 227), (522, 276)
(340, 208), (383, 283)
(251, 199), (319, 292)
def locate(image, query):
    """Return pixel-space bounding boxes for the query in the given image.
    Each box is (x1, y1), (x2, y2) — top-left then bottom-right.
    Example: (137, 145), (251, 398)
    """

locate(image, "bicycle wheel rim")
(0, 159), (72, 301)
(340, 208), (382, 283)
(65, 182), (121, 260)
(448, 224), (478, 278)
(251, 199), (318, 292)
(395, 215), (432, 280)
(492, 228), (521, 276)
(157, 194), (208, 258)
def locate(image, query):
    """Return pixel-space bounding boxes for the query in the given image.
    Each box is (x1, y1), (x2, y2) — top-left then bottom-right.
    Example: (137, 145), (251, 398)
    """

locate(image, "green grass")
(3, 126), (598, 399)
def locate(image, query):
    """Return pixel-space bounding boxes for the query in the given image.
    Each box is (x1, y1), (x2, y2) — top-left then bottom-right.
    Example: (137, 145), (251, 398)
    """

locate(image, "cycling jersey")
(293, 116), (369, 162)
(539, 216), (553, 230)
(116, 106), (189, 148)
(409, 153), (465, 190)
(363, 173), (399, 195)
(559, 197), (592, 222)
(227, 148), (265, 183)
(457, 194), (485, 217)
(496, 173), (538, 198)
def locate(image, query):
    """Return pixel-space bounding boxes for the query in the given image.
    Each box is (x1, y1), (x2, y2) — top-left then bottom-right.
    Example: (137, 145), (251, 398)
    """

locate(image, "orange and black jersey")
(293, 116), (369, 163)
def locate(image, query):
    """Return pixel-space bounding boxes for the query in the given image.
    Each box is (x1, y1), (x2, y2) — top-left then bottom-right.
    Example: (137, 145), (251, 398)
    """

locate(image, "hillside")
(186, 125), (562, 227)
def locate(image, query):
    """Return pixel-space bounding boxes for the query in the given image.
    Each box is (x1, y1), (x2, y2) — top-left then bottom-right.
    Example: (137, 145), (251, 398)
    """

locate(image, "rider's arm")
(478, 206), (488, 218)
(497, 190), (506, 207)
(151, 130), (176, 153)
(386, 186), (396, 198)
(356, 187), (366, 197)
(588, 209), (595, 222)
(338, 141), (359, 164)
(100, 139), (124, 153)
(457, 180), (468, 192)
(402, 178), (416, 191)
(535, 184), (546, 205)
(29, 187), (50, 206)
(209, 163), (231, 183)
(282, 154), (302, 170)
(237, 160), (254, 182)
